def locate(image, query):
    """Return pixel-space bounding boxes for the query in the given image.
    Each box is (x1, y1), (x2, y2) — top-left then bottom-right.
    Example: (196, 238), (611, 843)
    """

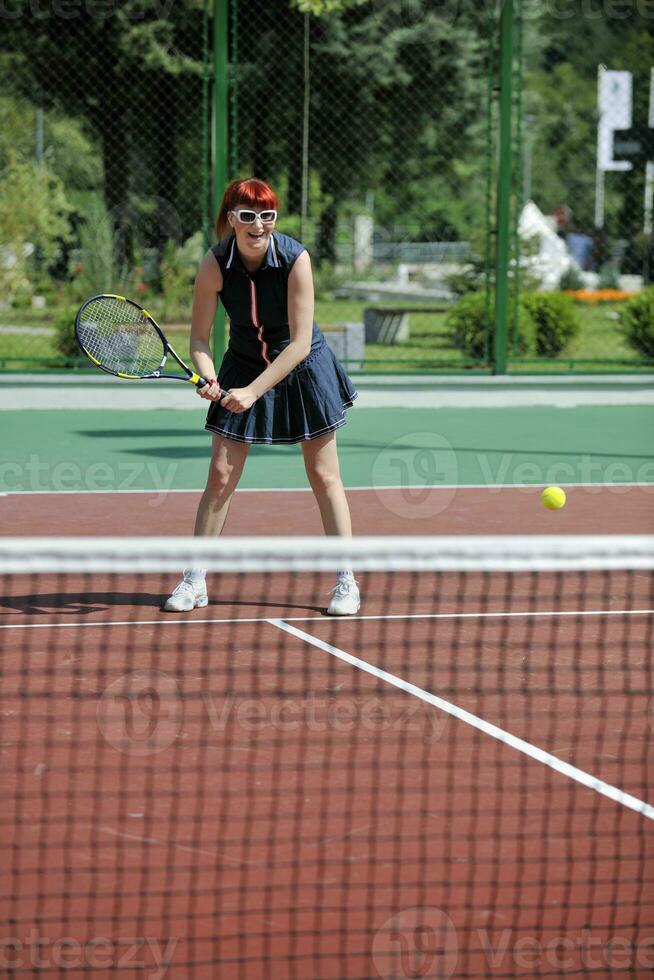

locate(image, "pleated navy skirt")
(205, 339), (358, 445)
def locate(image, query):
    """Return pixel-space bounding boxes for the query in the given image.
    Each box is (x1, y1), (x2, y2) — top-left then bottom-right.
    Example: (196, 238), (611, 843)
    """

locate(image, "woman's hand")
(220, 386), (258, 414)
(196, 379), (222, 401)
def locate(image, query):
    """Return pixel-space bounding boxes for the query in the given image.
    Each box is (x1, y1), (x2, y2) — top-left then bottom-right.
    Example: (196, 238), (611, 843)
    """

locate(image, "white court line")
(270, 618), (654, 822)
(1, 481), (653, 497)
(1, 607), (652, 630)
(4, 602), (651, 817)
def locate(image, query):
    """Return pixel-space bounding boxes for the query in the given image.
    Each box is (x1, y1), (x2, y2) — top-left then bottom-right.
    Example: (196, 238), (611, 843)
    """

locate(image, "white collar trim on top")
(225, 233), (280, 272)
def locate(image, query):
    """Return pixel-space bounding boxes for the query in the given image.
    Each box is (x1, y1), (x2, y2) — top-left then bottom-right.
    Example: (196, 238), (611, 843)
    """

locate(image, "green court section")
(1, 406), (652, 494)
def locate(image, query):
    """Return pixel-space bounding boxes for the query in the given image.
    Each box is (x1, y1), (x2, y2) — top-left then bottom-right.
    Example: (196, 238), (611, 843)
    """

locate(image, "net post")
(494, 0), (514, 376)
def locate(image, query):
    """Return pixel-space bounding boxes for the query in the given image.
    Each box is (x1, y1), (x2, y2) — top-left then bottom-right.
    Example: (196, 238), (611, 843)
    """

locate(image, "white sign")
(597, 68), (633, 173)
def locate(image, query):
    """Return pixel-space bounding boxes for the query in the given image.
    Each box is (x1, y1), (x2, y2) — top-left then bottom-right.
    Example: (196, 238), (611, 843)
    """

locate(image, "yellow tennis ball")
(541, 486), (566, 510)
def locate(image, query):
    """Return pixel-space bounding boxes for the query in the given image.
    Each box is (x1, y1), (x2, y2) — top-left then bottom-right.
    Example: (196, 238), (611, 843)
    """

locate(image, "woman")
(165, 177), (360, 615)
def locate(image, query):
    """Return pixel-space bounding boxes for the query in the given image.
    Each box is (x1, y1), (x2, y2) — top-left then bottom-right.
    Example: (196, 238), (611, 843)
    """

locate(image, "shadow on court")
(76, 429), (205, 439)
(75, 429), (654, 463)
(118, 442), (654, 462)
(0, 592), (327, 617)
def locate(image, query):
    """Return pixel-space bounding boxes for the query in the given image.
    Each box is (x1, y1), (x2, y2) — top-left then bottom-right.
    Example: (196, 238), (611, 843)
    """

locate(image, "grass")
(318, 298), (652, 372)
(508, 301), (654, 373)
(318, 300), (474, 371)
(0, 298), (651, 374)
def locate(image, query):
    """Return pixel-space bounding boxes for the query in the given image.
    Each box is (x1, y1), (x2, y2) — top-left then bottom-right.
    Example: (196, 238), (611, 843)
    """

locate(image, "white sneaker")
(163, 577), (208, 612)
(327, 573), (360, 616)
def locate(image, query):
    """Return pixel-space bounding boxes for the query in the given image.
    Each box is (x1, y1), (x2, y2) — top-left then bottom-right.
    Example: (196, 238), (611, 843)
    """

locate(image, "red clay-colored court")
(1, 545), (653, 978)
(2, 484), (654, 537)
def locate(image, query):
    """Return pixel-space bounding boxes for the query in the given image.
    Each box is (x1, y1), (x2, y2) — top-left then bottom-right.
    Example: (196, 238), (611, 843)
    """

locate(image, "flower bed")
(564, 289), (638, 304)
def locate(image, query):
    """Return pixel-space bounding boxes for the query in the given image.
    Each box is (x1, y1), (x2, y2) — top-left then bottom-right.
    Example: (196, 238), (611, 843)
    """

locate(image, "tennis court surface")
(1, 535), (653, 978)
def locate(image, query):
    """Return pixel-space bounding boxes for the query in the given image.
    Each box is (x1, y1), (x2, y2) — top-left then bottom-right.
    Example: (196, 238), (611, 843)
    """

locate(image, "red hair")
(215, 178), (280, 239)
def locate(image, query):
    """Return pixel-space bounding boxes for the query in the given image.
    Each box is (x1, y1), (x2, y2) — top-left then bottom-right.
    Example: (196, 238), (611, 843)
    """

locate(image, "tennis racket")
(75, 294), (212, 389)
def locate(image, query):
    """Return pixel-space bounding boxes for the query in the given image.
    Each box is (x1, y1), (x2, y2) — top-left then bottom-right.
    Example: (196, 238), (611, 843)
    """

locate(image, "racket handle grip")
(195, 376), (213, 389)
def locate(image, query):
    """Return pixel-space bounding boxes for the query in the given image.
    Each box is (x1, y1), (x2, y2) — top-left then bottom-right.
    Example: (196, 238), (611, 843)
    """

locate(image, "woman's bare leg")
(301, 431), (352, 536)
(194, 433), (250, 537)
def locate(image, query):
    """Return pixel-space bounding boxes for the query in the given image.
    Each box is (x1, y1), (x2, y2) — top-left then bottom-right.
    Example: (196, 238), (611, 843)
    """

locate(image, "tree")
(234, 0), (494, 259)
(0, 156), (72, 303)
(1, 0), (206, 241)
(291, 0), (367, 12)
(525, 1), (654, 257)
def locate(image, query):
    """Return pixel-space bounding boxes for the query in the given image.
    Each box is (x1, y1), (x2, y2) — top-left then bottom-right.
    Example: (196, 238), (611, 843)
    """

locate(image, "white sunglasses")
(231, 209), (277, 225)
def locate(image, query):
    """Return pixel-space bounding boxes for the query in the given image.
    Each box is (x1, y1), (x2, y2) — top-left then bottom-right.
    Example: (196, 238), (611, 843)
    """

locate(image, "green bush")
(598, 261), (621, 290)
(53, 305), (83, 362)
(619, 288), (654, 359)
(0, 155), (72, 306)
(312, 261), (345, 299)
(445, 263), (485, 298)
(158, 233), (203, 321)
(558, 265), (584, 291)
(522, 291), (581, 357)
(622, 232), (652, 282)
(445, 290), (537, 360)
(67, 194), (120, 301)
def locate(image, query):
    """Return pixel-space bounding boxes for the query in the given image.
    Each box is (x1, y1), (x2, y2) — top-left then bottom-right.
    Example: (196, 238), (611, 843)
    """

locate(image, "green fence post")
(229, 0), (238, 179)
(494, 0), (514, 375)
(212, 0), (229, 355)
(202, 0), (210, 253)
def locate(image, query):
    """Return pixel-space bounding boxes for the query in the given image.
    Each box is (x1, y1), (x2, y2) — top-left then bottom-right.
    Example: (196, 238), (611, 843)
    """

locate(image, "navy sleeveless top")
(211, 232), (323, 368)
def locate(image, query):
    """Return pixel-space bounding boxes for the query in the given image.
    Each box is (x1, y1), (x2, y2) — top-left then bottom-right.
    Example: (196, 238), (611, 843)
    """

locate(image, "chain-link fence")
(509, 0), (654, 371)
(0, 0), (208, 369)
(1, 0), (653, 373)
(225, 0), (497, 371)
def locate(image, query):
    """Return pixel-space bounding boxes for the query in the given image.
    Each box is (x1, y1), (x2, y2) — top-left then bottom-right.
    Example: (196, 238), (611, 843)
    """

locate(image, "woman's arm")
(190, 252), (223, 401)
(222, 250), (314, 413)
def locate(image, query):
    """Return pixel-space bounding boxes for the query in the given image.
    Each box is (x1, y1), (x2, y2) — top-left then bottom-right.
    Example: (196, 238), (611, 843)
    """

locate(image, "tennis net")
(1, 535), (653, 978)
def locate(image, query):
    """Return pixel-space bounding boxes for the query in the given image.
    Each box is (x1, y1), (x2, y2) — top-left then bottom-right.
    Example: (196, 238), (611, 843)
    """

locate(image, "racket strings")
(77, 298), (166, 377)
